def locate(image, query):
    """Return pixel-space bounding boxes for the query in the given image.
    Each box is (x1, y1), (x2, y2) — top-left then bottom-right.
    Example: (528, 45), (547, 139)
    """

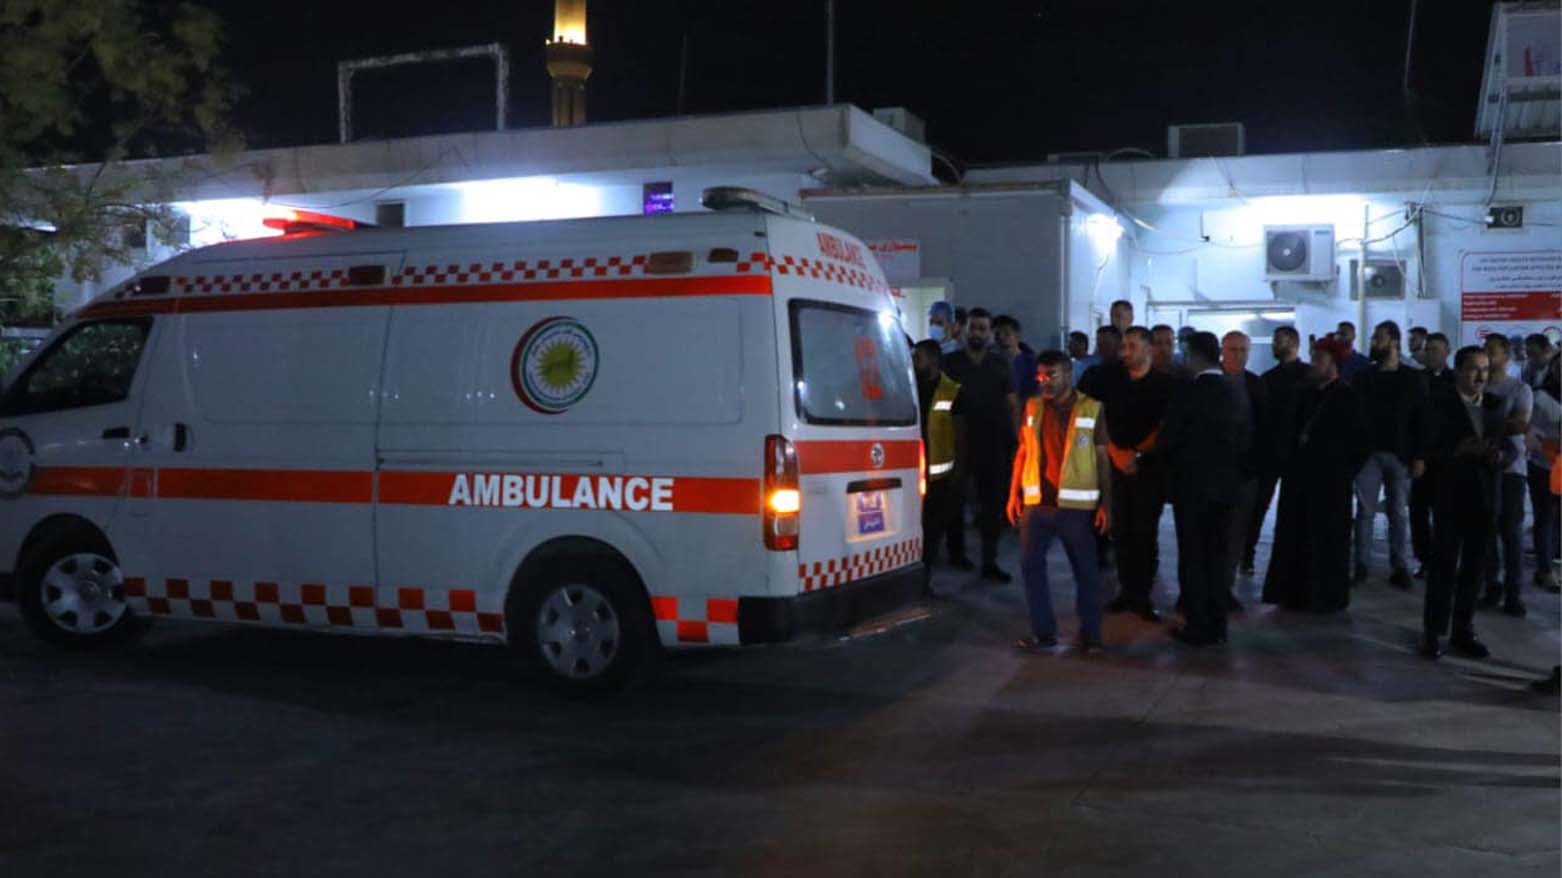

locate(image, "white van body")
(0, 207), (924, 686)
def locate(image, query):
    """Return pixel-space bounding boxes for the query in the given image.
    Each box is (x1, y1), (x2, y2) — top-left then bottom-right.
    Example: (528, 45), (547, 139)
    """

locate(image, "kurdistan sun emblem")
(510, 317), (600, 414)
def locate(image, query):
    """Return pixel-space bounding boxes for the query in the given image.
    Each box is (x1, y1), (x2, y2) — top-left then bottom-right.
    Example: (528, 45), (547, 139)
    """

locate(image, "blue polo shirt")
(1011, 348), (1039, 400)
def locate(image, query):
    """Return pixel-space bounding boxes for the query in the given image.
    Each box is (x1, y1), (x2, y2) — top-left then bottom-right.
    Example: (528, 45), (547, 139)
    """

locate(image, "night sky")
(208, 0), (1501, 165)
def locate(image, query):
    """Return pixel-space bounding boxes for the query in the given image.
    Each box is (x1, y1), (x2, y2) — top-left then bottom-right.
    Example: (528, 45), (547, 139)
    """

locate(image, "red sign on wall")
(1460, 291), (1562, 321)
(1459, 251), (1562, 346)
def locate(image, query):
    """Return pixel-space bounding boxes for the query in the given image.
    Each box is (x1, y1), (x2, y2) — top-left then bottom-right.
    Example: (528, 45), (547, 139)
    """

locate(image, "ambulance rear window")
(789, 300), (916, 427)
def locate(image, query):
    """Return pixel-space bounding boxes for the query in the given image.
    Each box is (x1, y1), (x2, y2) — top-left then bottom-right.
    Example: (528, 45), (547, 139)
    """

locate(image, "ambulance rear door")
(766, 218), (923, 596)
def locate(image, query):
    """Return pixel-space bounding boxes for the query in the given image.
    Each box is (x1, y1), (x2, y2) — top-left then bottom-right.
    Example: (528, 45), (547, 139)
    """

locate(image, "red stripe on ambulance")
(379, 472), (761, 514)
(157, 468), (373, 503)
(78, 274), (774, 319)
(793, 439), (921, 475)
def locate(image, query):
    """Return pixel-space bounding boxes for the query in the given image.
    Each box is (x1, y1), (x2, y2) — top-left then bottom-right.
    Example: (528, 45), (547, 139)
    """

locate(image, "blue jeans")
(1019, 506), (1102, 642)
(1354, 452), (1412, 574)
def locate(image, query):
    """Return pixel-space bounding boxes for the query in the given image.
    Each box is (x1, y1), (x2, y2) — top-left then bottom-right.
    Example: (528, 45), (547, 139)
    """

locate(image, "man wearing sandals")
(1007, 350), (1113, 654)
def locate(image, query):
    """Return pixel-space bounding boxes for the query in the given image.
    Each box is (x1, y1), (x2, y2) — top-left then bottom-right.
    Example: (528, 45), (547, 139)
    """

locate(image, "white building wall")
(968, 142), (1562, 348)
(805, 188), (1071, 348)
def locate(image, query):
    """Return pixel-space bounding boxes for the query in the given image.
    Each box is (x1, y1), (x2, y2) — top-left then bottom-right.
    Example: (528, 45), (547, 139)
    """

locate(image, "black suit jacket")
(1427, 382), (1503, 512)
(1232, 369), (1267, 476)
(1162, 371), (1253, 506)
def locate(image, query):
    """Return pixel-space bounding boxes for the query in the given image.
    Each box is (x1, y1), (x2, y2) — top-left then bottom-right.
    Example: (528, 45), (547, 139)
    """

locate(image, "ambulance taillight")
(764, 435), (800, 551)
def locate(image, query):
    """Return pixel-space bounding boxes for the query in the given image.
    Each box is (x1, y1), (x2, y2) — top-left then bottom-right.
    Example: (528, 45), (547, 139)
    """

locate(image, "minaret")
(546, 0), (591, 127)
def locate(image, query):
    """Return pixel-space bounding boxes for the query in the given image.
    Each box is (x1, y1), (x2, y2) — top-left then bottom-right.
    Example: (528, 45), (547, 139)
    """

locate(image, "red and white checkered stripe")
(128, 249), (881, 300)
(390, 256), (650, 285)
(123, 578), (506, 638)
(772, 254), (889, 293)
(175, 269), (351, 294)
(797, 537), (922, 592)
(651, 595), (740, 646)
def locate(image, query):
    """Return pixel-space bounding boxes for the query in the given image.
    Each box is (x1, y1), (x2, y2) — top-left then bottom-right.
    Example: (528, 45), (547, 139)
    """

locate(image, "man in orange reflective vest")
(1006, 349), (1113, 653)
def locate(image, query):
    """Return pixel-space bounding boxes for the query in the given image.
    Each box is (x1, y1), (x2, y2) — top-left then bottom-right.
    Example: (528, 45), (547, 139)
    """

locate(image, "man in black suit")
(1422, 346), (1503, 660)
(1410, 332), (1456, 577)
(1244, 326), (1310, 574)
(1221, 330), (1267, 599)
(1163, 332), (1253, 646)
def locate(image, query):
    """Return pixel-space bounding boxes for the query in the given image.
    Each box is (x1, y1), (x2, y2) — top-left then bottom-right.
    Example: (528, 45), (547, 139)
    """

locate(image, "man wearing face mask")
(943, 308), (1021, 582)
(928, 301), (961, 355)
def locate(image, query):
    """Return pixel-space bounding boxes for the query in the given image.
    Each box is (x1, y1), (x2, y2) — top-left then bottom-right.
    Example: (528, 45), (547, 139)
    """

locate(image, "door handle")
(173, 423), (190, 452)
(102, 427), (130, 440)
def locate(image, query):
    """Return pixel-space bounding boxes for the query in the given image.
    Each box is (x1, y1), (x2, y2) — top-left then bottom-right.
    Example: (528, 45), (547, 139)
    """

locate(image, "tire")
(506, 554), (657, 692)
(16, 525), (142, 649)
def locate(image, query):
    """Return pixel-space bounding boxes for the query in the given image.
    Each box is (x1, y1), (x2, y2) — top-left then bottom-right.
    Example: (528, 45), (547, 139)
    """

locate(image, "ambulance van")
(0, 188), (924, 689)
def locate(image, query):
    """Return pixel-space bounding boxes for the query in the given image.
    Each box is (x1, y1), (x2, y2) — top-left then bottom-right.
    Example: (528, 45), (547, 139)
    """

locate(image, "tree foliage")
(0, 0), (238, 327)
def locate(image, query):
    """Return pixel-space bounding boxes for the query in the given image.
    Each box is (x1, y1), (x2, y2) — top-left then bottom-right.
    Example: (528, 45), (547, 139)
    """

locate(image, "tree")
(0, 0), (238, 328)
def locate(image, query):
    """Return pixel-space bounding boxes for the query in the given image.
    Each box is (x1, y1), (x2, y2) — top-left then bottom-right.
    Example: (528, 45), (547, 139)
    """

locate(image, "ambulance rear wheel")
(16, 527), (142, 648)
(508, 555), (656, 691)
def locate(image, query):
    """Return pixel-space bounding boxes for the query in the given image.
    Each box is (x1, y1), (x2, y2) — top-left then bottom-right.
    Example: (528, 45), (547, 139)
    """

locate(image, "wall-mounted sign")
(642, 182), (674, 215)
(1459, 250), (1562, 346)
(867, 239), (921, 283)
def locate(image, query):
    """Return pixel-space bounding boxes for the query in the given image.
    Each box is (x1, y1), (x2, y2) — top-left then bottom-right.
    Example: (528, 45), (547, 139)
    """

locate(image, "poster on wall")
(1459, 250), (1562, 347)
(867, 239), (921, 283)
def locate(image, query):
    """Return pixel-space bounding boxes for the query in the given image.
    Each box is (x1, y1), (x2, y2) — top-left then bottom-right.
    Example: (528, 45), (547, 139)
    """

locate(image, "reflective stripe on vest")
(1020, 394), (1103, 511)
(1057, 488), (1100, 502)
(926, 374), (961, 481)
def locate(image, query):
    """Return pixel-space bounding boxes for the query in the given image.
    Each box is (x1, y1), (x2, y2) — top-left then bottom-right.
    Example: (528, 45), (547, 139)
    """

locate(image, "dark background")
(209, 0), (1500, 163)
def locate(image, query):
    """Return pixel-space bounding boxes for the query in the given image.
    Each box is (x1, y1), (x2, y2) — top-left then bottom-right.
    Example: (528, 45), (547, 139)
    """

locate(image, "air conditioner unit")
(1264, 225), (1336, 282)
(1168, 122), (1246, 158)
(1349, 259), (1406, 300)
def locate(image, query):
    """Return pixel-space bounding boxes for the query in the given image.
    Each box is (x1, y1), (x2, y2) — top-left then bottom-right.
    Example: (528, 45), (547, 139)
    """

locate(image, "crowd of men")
(914, 299), (1562, 681)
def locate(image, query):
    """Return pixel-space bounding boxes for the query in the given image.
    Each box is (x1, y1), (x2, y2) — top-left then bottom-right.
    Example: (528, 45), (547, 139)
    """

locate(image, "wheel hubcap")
(40, 553), (127, 635)
(536, 584), (621, 679)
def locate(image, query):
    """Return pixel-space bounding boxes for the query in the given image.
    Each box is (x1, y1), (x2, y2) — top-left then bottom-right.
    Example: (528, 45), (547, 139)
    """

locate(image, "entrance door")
(891, 280), (954, 341)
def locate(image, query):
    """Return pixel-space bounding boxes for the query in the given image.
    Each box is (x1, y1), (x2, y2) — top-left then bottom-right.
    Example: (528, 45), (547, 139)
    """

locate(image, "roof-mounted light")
(700, 187), (815, 222)
(261, 208), (359, 235)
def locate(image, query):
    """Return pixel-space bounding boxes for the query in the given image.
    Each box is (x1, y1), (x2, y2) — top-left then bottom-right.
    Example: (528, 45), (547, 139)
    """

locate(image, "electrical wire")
(1402, 0), (1427, 145)
(1484, 93), (1510, 206)
(1086, 158), (1255, 249)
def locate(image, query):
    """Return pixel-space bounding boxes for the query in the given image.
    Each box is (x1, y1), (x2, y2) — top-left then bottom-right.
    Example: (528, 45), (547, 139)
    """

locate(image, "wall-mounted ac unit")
(1349, 259), (1406, 300)
(1264, 225), (1336, 282)
(1168, 122), (1246, 158)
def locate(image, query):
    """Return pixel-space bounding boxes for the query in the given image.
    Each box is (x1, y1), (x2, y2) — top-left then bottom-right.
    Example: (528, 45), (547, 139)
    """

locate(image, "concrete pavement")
(0, 512), (1556, 876)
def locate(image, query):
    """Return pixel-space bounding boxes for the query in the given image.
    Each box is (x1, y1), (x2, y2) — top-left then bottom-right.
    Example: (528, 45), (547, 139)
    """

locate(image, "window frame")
(0, 318), (154, 417)
(787, 299), (917, 428)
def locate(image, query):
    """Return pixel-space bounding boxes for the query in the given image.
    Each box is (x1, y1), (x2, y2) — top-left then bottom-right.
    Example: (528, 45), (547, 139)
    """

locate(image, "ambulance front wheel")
(16, 525), (144, 648)
(507, 555), (657, 691)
